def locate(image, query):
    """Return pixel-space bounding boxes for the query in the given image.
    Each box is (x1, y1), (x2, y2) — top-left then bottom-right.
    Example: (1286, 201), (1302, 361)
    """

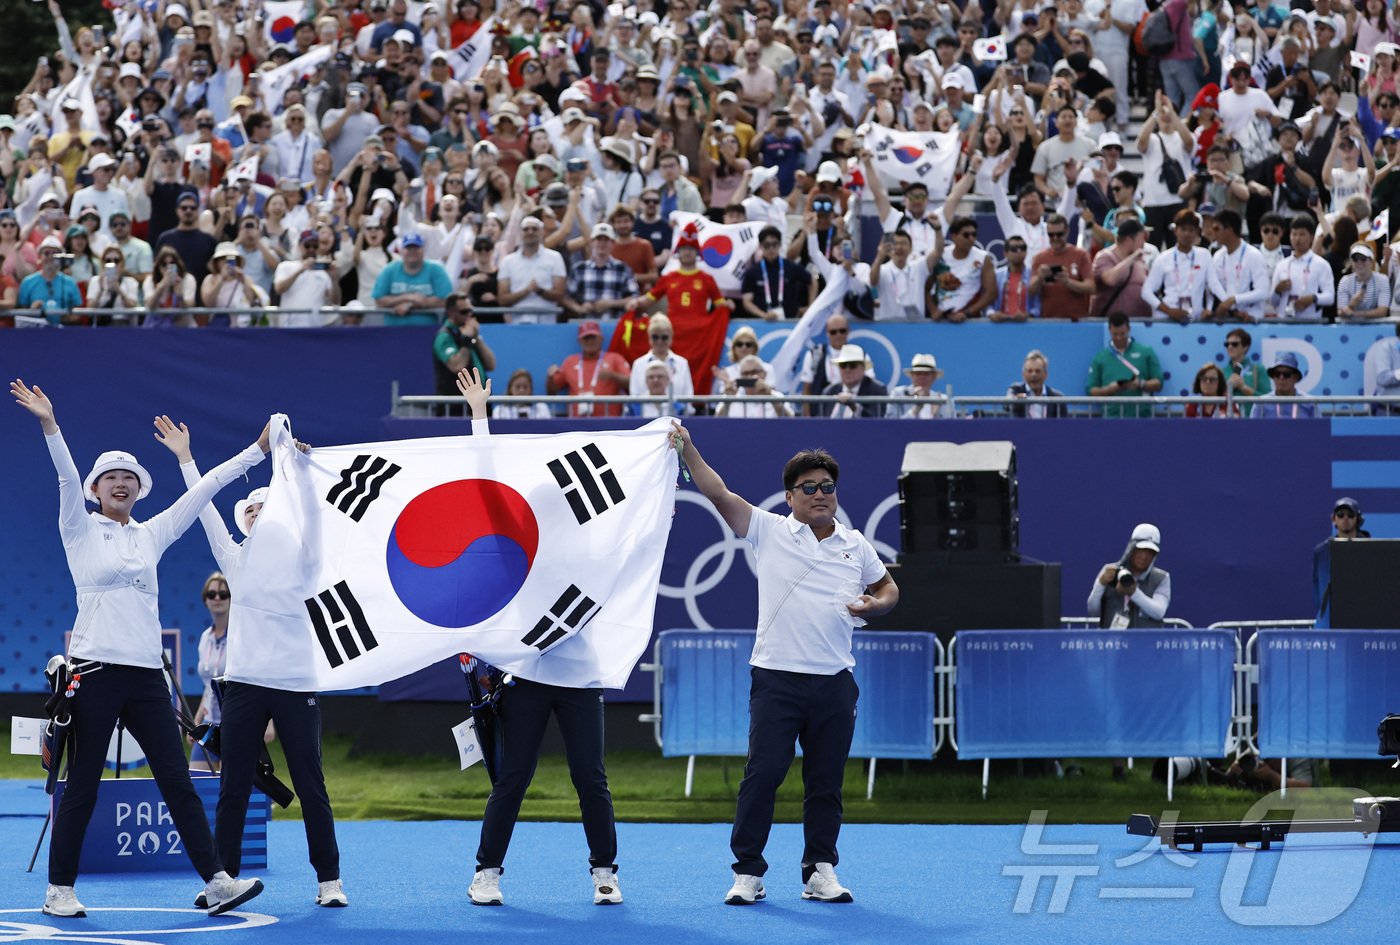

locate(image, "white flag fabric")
(259, 44), (334, 115)
(862, 125), (962, 200)
(449, 16), (496, 80)
(769, 267), (850, 394)
(223, 419), (678, 692)
(660, 212), (761, 294)
(184, 142), (212, 166)
(228, 156), (259, 183)
(1369, 207), (1389, 241)
(15, 166), (53, 229)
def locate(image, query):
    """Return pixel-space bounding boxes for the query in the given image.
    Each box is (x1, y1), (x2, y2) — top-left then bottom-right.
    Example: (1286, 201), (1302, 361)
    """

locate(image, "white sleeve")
(1140, 254), (1166, 311)
(44, 428), (93, 541)
(1314, 261), (1336, 307)
(178, 459), (241, 576)
(1087, 575), (1106, 618)
(145, 444), (265, 556)
(1131, 571), (1171, 621)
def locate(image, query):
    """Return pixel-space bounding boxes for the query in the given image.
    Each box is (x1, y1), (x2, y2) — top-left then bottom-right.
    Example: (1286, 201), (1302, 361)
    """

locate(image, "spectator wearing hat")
(1271, 213), (1333, 319)
(1141, 208), (1213, 322)
(48, 98), (96, 192)
(371, 231), (452, 326)
(1089, 524), (1171, 633)
(1313, 496), (1370, 627)
(17, 236), (83, 323)
(70, 154), (129, 239)
(566, 223), (640, 316)
(741, 224), (812, 320)
(1245, 121), (1317, 216)
(497, 213), (568, 323)
(740, 166), (790, 237)
(547, 320), (632, 418)
(1320, 121), (1373, 215)
(1250, 351), (1315, 418)
(1087, 311), (1164, 417)
(821, 345), (889, 419)
(598, 139), (645, 211)
(888, 354), (951, 419)
(272, 230), (341, 326)
(156, 191), (217, 284)
(201, 242), (269, 327)
(1335, 242), (1390, 319)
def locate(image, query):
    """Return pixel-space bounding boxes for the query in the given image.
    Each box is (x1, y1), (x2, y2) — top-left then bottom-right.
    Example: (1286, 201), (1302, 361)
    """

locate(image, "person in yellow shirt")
(706, 91), (756, 157)
(47, 99), (95, 191)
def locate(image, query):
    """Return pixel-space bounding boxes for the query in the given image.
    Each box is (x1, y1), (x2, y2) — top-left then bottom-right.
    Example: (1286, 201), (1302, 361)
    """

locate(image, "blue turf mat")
(0, 779), (48, 818)
(2, 817), (1398, 944)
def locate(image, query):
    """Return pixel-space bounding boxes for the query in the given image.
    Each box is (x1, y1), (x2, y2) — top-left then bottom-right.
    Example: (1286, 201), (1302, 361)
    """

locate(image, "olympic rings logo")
(662, 490), (902, 630)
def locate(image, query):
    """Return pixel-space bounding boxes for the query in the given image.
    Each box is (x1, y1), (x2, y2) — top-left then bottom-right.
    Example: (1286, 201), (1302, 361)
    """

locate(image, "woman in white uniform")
(10, 378), (267, 920)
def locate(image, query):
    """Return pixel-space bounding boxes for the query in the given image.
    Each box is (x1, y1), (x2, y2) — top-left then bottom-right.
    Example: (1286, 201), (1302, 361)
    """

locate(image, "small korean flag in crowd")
(1369, 208), (1389, 242)
(974, 35), (1007, 61)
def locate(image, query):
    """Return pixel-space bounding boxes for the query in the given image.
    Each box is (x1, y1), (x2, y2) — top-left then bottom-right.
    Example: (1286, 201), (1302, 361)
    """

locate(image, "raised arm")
(153, 415), (241, 573)
(455, 366), (493, 435)
(671, 420), (753, 538)
(144, 423), (271, 555)
(12, 379), (88, 537)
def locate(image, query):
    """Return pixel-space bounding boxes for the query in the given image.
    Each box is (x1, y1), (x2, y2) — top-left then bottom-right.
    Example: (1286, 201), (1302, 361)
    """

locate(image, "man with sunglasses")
(107, 211), (153, 282)
(741, 224), (811, 319)
(670, 424), (898, 906)
(798, 314), (850, 416)
(1313, 497), (1370, 627)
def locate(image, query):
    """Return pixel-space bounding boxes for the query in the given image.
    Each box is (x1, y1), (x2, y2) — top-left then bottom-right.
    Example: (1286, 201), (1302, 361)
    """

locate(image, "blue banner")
(1257, 629), (1400, 758)
(657, 630), (935, 760)
(52, 777), (269, 874)
(955, 629), (1235, 759)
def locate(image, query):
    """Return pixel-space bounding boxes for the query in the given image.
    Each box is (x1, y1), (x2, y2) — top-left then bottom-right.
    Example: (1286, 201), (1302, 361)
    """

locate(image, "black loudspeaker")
(864, 561), (1061, 642)
(1330, 539), (1400, 628)
(898, 442), (1018, 559)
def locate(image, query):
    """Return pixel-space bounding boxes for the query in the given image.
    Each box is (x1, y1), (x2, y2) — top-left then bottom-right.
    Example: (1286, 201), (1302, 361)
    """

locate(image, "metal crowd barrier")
(393, 392), (1400, 419)
(9, 305), (562, 327)
(1208, 619), (1319, 780)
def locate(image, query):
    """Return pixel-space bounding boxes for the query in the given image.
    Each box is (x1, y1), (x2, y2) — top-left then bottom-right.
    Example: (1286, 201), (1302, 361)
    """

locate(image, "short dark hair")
(1318, 80), (1340, 96)
(1092, 97), (1117, 120)
(1216, 208), (1243, 236)
(948, 215), (977, 235)
(783, 449), (840, 491)
(1108, 311), (1130, 329)
(1258, 211), (1288, 233)
(1112, 169), (1138, 190)
(758, 225), (783, 244)
(1291, 213), (1317, 232)
(1226, 327), (1252, 348)
(1016, 182), (1043, 205)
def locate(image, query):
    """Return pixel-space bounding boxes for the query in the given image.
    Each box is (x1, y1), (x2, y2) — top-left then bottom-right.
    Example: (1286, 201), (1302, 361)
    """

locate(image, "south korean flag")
(222, 418), (678, 692)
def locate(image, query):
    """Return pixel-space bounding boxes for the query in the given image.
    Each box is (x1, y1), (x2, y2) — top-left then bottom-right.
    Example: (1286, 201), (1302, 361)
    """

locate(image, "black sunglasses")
(1335, 508), (1357, 518)
(796, 480), (837, 495)
(205, 590), (231, 600)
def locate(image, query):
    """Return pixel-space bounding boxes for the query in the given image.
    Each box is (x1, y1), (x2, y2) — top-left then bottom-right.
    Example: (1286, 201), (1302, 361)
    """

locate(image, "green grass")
(6, 727), (1397, 826)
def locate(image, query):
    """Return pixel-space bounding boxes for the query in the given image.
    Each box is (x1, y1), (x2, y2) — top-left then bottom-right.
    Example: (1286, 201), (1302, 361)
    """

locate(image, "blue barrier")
(1257, 629), (1400, 759)
(651, 629), (936, 797)
(51, 777), (269, 874)
(955, 629), (1235, 761)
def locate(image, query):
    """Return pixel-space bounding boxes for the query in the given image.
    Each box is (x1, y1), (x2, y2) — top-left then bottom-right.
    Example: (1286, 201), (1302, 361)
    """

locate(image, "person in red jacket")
(626, 223), (730, 320)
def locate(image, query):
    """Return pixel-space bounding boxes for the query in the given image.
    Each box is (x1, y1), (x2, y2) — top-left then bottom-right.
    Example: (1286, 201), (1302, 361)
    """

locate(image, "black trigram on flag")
(548, 444), (626, 525)
(521, 585), (601, 652)
(326, 454), (401, 522)
(305, 581), (378, 669)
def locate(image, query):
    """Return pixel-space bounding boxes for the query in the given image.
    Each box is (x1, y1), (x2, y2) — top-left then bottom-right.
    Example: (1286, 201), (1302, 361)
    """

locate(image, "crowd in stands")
(3, 0), (1400, 410)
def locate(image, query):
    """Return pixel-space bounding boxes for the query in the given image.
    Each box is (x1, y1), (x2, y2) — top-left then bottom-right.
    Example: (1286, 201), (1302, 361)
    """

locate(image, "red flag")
(607, 308), (731, 405)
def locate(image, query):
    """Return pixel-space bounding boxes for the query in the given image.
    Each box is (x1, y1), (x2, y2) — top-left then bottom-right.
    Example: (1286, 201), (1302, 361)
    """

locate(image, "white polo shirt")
(46, 429), (265, 669)
(744, 507), (888, 675)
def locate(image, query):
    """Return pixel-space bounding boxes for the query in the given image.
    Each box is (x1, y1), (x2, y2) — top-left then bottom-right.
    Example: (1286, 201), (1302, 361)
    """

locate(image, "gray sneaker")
(42, 884), (86, 918)
(724, 873), (766, 905)
(203, 872), (265, 916)
(469, 868), (503, 906)
(801, 863), (852, 903)
(591, 867), (622, 905)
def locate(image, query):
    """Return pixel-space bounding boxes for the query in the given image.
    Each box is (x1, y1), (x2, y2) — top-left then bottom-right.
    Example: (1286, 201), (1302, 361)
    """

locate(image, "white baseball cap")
(84, 451), (153, 502)
(234, 487), (269, 536)
(750, 166), (780, 189)
(816, 160), (842, 184)
(1131, 523), (1161, 553)
(591, 222), (617, 240)
(86, 153), (117, 173)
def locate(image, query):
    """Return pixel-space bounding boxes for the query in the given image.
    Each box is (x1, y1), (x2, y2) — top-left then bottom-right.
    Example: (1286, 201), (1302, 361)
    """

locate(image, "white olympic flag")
(223, 419), (678, 691)
(862, 125), (962, 200)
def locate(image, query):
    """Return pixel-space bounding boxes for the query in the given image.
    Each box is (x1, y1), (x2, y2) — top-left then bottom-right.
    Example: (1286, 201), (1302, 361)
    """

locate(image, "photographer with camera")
(1088, 523), (1172, 631)
(1178, 145), (1249, 218)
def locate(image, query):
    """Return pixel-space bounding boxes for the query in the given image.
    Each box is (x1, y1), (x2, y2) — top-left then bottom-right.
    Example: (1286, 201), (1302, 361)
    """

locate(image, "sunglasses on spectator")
(1335, 509), (1357, 518)
(650, 332), (672, 340)
(828, 327), (848, 334)
(1007, 243), (1026, 252)
(1225, 340), (1244, 348)
(733, 340), (757, 348)
(1009, 110), (1025, 116)
(642, 197), (659, 204)
(795, 480), (837, 495)
(1261, 227), (1281, 234)
(205, 590), (231, 600)
(1047, 229), (1067, 237)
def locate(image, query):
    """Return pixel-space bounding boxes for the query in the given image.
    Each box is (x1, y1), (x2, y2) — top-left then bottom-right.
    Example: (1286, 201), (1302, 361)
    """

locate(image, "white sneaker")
(724, 873), (766, 905)
(204, 871), (265, 916)
(316, 879), (348, 907)
(469, 868), (503, 906)
(42, 884), (86, 918)
(801, 863), (852, 903)
(591, 867), (622, 905)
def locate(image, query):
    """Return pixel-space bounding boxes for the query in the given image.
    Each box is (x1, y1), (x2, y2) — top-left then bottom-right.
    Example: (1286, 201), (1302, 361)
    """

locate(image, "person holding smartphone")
(1086, 311), (1164, 417)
